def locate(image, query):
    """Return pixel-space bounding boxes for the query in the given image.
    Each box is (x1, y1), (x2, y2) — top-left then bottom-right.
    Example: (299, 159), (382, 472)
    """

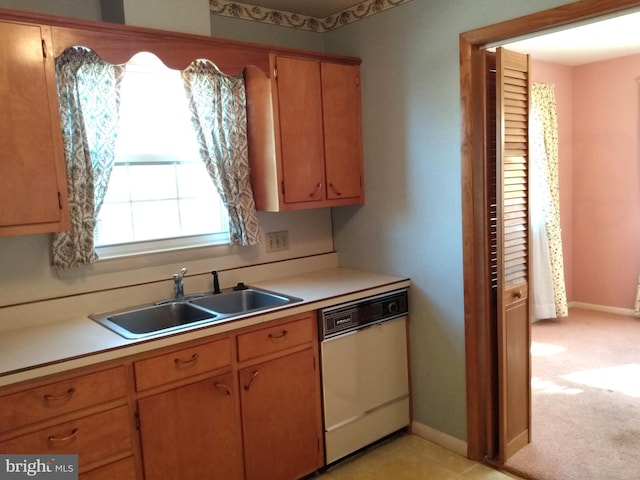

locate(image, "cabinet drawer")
(135, 337), (232, 391)
(79, 456), (137, 480)
(0, 367), (127, 431)
(0, 406), (132, 469)
(237, 315), (314, 362)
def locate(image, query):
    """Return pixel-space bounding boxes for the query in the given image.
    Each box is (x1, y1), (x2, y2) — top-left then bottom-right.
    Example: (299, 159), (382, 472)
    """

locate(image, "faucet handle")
(179, 267), (187, 277)
(212, 270), (221, 294)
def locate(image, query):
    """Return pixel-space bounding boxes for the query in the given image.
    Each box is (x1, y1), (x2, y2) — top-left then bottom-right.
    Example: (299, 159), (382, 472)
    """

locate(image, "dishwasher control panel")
(320, 289), (408, 339)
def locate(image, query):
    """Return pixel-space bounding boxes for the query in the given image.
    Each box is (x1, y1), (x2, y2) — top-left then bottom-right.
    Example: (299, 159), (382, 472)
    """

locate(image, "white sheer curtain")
(530, 107), (557, 320)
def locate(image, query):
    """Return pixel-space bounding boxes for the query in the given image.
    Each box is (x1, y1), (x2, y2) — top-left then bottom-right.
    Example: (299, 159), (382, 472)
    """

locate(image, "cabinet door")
(275, 56), (326, 205)
(138, 372), (243, 480)
(240, 348), (322, 480)
(0, 21), (69, 235)
(321, 62), (364, 202)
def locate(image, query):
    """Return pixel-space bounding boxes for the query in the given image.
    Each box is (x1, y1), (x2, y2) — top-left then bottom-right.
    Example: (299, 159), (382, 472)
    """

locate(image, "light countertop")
(0, 267), (410, 387)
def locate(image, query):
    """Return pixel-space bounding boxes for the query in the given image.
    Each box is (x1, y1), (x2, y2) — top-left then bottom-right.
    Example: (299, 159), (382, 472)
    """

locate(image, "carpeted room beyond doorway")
(505, 308), (640, 480)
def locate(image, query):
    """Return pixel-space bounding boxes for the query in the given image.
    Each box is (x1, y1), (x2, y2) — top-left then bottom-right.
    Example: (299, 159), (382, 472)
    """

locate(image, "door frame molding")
(460, 0), (640, 461)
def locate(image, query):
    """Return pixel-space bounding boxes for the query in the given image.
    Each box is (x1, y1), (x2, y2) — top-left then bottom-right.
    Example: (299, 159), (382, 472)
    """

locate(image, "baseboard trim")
(569, 301), (637, 317)
(411, 421), (468, 457)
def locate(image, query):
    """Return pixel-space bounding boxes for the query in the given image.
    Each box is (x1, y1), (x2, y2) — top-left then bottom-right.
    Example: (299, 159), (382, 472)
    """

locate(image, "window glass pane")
(131, 200), (180, 241)
(128, 164), (177, 201)
(179, 198), (224, 236)
(96, 203), (133, 245)
(94, 52), (230, 254)
(103, 165), (130, 203)
(176, 162), (217, 199)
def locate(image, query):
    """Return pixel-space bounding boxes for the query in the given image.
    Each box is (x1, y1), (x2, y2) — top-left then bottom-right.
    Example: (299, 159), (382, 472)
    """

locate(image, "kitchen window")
(95, 52), (229, 258)
(53, 47), (259, 270)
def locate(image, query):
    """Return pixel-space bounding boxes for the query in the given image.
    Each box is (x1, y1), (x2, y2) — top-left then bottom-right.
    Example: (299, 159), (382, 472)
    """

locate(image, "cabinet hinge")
(281, 180), (285, 195)
(41, 39), (47, 59)
(135, 412), (140, 430)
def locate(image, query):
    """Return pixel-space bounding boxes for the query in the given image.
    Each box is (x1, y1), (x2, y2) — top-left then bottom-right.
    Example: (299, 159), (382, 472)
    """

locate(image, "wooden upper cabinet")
(322, 62), (364, 202)
(0, 20), (69, 237)
(246, 54), (364, 211)
(277, 56), (327, 205)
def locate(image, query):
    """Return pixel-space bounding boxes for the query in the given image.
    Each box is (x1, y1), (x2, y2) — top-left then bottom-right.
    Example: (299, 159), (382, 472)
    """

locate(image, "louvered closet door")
(496, 47), (531, 462)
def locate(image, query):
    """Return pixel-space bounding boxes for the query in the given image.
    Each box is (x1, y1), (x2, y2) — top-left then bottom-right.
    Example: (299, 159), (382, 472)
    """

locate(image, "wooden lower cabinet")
(79, 456), (137, 480)
(240, 348), (323, 480)
(137, 372), (244, 480)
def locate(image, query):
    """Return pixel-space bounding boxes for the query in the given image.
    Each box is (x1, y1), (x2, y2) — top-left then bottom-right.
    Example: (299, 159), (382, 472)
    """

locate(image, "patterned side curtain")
(52, 47), (124, 269)
(181, 60), (260, 246)
(531, 83), (568, 318)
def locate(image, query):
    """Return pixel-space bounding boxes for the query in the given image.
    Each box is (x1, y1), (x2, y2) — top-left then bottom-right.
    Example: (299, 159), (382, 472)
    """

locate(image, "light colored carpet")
(505, 308), (640, 480)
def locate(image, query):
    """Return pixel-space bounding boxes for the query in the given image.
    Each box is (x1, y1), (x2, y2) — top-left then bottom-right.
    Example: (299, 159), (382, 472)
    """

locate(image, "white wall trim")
(411, 421), (467, 457)
(569, 301), (637, 317)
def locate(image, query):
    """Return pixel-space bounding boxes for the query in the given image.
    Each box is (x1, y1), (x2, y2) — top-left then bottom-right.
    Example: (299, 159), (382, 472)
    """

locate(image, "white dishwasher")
(320, 289), (410, 464)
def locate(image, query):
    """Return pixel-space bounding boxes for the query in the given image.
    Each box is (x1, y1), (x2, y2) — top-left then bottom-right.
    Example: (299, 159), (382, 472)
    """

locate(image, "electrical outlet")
(266, 230), (289, 252)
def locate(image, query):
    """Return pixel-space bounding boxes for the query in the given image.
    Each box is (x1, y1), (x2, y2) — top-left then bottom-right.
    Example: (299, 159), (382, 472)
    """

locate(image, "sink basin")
(189, 288), (302, 314)
(90, 302), (218, 339)
(91, 287), (302, 339)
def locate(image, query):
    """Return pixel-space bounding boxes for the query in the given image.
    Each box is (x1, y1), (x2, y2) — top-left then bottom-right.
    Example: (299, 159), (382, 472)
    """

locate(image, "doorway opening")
(460, 0), (640, 466)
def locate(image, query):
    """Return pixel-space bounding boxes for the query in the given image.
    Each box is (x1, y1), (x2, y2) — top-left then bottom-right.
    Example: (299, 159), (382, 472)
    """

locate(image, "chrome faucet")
(172, 267), (187, 298)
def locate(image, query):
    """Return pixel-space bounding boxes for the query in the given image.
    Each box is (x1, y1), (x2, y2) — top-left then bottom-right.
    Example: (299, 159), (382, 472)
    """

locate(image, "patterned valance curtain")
(52, 48), (124, 269)
(181, 60), (260, 246)
(531, 83), (568, 319)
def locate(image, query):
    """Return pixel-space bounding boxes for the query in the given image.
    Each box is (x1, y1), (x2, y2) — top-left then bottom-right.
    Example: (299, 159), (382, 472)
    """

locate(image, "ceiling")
(502, 10), (640, 66)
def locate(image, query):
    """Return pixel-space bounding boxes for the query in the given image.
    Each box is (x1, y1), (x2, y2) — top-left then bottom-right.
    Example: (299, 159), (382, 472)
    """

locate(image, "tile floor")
(315, 434), (523, 480)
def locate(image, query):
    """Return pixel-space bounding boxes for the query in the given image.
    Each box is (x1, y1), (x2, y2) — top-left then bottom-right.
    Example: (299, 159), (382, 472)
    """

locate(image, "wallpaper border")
(209, 0), (412, 32)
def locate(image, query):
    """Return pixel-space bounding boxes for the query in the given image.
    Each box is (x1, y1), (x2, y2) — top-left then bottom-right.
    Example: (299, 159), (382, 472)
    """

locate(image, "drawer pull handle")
(214, 383), (232, 396)
(44, 388), (76, 402)
(268, 329), (288, 340)
(244, 370), (259, 391)
(48, 428), (79, 443)
(174, 353), (199, 366)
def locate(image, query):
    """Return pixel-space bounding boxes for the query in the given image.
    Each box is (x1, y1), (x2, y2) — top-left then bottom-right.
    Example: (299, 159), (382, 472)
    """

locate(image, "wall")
(572, 54), (640, 309)
(0, 1), (333, 314)
(531, 60), (574, 301)
(0, 0), (101, 19)
(0, 0), (581, 446)
(532, 55), (640, 310)
(325, 0), (574, 442)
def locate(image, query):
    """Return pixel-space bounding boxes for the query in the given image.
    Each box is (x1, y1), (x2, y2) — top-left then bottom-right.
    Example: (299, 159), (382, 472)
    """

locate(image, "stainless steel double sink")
(90, 287), (302, 339)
